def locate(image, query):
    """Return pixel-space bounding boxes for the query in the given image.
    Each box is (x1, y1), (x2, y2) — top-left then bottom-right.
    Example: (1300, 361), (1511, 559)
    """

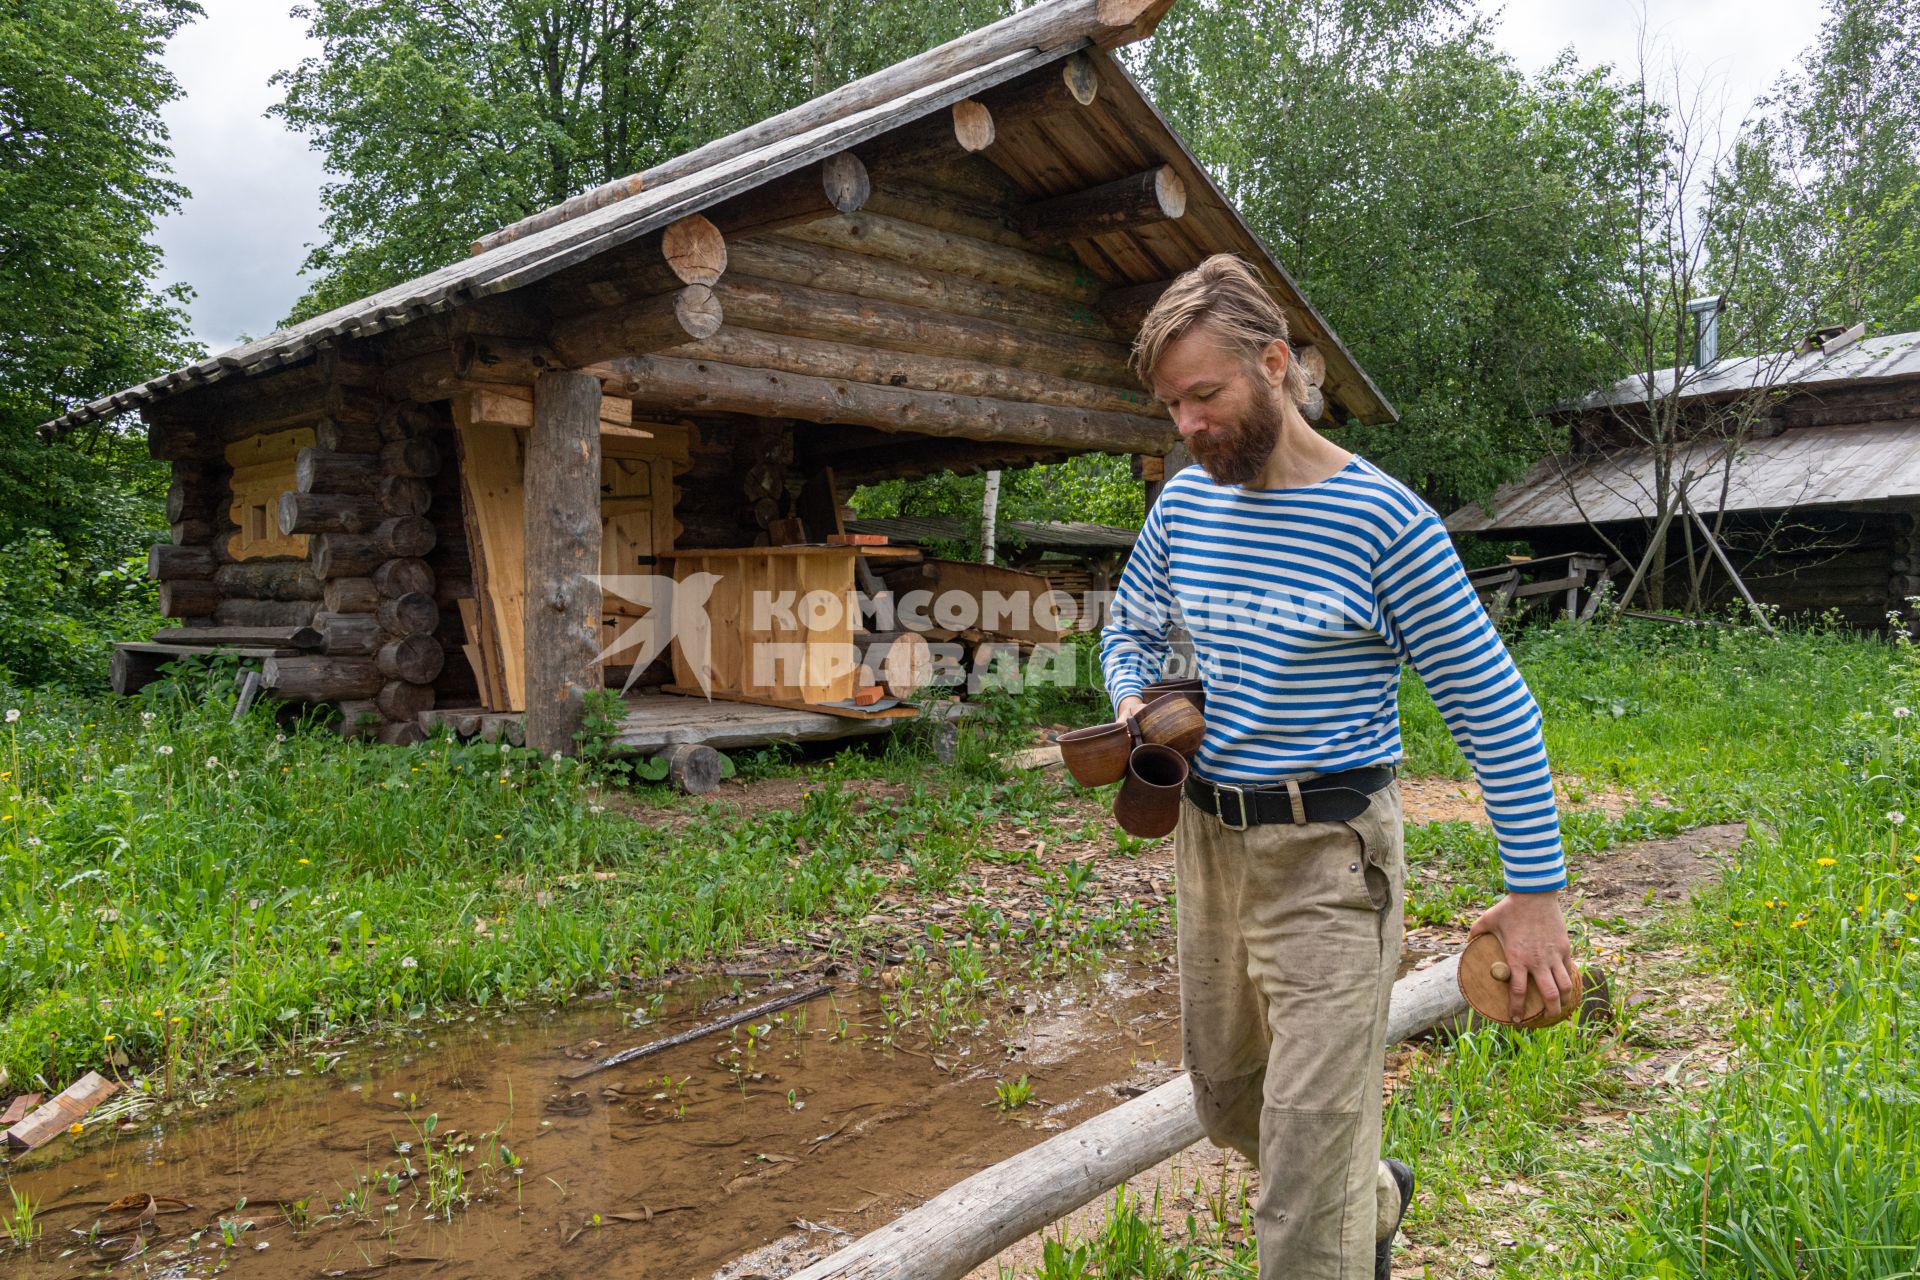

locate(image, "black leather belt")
(1185, 765), (1396, 830)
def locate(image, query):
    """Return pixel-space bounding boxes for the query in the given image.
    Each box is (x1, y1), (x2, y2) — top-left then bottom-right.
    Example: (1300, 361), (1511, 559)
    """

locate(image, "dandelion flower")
(4, 709), (17, 723)
(140, 711), (155, 724)
(1897, 707), (1913, 719)
(298, 857), (310, 865)
(399, 956), (418, 970)
(1817, 857), (1837, 867)
(1789, 919), (1807, 929)
(1906, 892), (1918, 903)
(205, 756), (220, 769)
(1890, 811), (1907, 826)
(1730, 920), (1744, 928)
(68, 1122), (83, 1134)
(103, 1033), (115, 1042)
(156, 744), (174, 757)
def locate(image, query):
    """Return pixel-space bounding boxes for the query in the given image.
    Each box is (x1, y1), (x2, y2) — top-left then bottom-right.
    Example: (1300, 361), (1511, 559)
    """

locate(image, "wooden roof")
(1446, 418), (1920, 533)
(40, 0), (1392, 438)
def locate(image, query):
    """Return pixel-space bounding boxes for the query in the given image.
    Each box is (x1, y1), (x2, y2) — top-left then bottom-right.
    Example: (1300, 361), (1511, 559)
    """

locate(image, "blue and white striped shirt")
(1101, 456), (1567, 892)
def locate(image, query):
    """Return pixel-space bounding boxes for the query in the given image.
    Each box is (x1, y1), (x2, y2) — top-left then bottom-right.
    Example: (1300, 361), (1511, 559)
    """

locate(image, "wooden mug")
(1456, 932), (1587, 1029)
(1113, 741), (1189, 838)
(1058, 718), (1138, 787)
(1140, 676), (1205, 716)
(1133, 690), (1205, 757)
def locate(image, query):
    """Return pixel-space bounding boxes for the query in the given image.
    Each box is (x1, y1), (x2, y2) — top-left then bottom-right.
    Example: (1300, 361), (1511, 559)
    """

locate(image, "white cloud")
(155, 0), (326, 354)
(1470, 0), (1825, 153)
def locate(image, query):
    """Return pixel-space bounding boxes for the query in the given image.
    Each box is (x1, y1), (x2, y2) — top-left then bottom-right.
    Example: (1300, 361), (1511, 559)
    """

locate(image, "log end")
(952, 99), (996, 153)
(822, 152), (872, 215)
(675, 285), (726, 342)
(1062, 51), (1101, 106)
(663, 213), (728, 286)
(1152, 165), (1187, 219)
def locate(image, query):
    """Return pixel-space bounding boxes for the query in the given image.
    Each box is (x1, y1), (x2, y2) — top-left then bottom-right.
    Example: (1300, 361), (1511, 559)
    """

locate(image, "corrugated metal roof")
(847, 516), (1137, 549)
(1578, 330), (1920, 411)
(1446, 418), (1920, 532)
(39, 46), (1055, 434)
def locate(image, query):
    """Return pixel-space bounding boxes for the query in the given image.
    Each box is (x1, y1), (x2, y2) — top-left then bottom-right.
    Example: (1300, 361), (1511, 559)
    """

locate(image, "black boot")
(1375, 1159), (1415, 1280)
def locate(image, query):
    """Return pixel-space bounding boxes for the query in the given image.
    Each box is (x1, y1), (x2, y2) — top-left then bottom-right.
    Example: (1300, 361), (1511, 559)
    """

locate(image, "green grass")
(0, 661), (1107, 1089)
(1017, 614), (1920, 1279)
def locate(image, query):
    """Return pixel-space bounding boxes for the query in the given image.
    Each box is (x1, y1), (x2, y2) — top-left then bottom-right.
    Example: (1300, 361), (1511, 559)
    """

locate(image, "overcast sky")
(153, 0), (1827, 355)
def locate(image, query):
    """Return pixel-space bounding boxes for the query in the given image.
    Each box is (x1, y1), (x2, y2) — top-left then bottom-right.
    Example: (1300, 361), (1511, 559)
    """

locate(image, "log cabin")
(1446, 325), (1920, 629)
(42, 0), (1392, 756)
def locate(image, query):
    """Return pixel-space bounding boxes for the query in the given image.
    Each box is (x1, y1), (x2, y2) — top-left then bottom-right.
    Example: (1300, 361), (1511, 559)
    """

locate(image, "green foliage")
(272, 0), (1013, 321)
(851, 454), (1147, 557)
(1708, 0), (1920, 342)
(0, 0), (197, 686)
(1130, 2), (1651, 512)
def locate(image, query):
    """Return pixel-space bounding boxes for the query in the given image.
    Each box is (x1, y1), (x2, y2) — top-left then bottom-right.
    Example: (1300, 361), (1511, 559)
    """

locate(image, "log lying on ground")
(601, 354), (1173, 455)
(783, 955), (1470, 1280)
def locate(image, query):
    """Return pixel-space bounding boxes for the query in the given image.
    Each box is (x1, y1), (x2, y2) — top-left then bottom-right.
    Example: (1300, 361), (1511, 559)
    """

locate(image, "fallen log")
(560, 983), (836, 1081)
(783, 956), (1470, 1280)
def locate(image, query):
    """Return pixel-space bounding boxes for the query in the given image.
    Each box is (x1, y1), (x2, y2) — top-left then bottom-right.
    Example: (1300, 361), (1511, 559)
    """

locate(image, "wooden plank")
(3, 1072), (119, 1152)
(662, 685), (917, 721)
(0, 1094), (44, 1126)
(655, 545), (921, 560)
(463, 385), (641, 431)
(118, 642), (301, 659)
(452, 399), (528, 711)
(150, 625), (322, 649)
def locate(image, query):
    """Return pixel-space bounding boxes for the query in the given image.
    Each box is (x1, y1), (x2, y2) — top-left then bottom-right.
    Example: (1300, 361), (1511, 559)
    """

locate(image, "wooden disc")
(1456, 932), (1583, 1029)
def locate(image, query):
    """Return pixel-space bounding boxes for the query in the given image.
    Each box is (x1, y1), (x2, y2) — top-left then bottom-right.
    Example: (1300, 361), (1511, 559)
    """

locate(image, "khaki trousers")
(1175, 779), (1407, 1280)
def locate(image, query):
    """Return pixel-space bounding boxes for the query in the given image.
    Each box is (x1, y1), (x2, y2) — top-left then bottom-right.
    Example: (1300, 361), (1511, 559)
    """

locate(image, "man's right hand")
(1115, 694), (1146, 723)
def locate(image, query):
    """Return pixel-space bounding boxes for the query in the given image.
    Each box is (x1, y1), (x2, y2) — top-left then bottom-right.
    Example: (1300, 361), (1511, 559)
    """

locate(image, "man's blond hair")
(1130, 254), (1308, 406)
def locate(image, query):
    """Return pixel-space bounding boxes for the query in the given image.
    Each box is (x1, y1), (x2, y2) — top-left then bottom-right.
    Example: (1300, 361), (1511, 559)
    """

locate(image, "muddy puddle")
(2, 969), (1182, 1279)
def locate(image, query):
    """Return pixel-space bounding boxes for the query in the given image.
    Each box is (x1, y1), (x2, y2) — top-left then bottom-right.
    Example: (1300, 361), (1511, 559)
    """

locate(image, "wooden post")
(523, 370), (604, 756)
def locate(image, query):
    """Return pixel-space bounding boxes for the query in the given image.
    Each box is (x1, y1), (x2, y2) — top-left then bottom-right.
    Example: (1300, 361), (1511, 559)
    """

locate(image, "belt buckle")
(1214, 783), (1249, 831)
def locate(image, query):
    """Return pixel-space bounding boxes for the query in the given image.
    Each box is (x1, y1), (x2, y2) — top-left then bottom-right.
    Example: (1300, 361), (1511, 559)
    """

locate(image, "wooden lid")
(1456, 933), (1583, 1029)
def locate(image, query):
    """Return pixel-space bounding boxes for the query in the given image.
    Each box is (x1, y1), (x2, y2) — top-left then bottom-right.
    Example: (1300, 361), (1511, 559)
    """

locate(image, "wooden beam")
(951, 99), (995, 151)
(522, 371), (604, 756)
(1095, 277), (1173, 336)
(601, 353), (1174, 455)
(786, 212), (1104, 303)
(673, 326), (1158, 419)
(728, 234), (1120, 342)
(1016, 165), (1187, 244)
(713, 275), (1133, 386)
(780, 954), (1469, 1280)
(660, 213), (727, 286)
(702, 152), (870, 241)
(550, 284), (724, 369)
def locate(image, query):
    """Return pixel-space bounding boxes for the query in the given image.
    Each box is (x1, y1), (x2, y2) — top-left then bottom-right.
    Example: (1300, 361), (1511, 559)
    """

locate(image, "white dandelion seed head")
(140, 711), (155, 724)
(1890, 810), (1908, 826)
(155, 744), (174, 756)
(4, 709), (17, 723)
(204, 756), (220, 769)
(399, 955), (418, 970)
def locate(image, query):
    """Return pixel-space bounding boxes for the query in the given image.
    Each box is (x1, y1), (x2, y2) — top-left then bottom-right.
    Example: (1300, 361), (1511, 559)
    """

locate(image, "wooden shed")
(43, 0), (1390, 755)
(1447, 328), (1920, 628)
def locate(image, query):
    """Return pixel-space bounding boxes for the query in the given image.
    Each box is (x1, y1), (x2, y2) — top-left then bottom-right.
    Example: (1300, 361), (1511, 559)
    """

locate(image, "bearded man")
(1101, 255), (1573, 1280)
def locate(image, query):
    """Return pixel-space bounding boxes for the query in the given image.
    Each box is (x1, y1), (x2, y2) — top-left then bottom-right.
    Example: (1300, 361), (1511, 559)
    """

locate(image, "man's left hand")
(1466, 891), (1574, 1023)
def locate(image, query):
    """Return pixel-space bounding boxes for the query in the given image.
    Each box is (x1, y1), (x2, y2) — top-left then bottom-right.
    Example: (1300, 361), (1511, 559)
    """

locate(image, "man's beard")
(1189, 380), (1286, 487)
